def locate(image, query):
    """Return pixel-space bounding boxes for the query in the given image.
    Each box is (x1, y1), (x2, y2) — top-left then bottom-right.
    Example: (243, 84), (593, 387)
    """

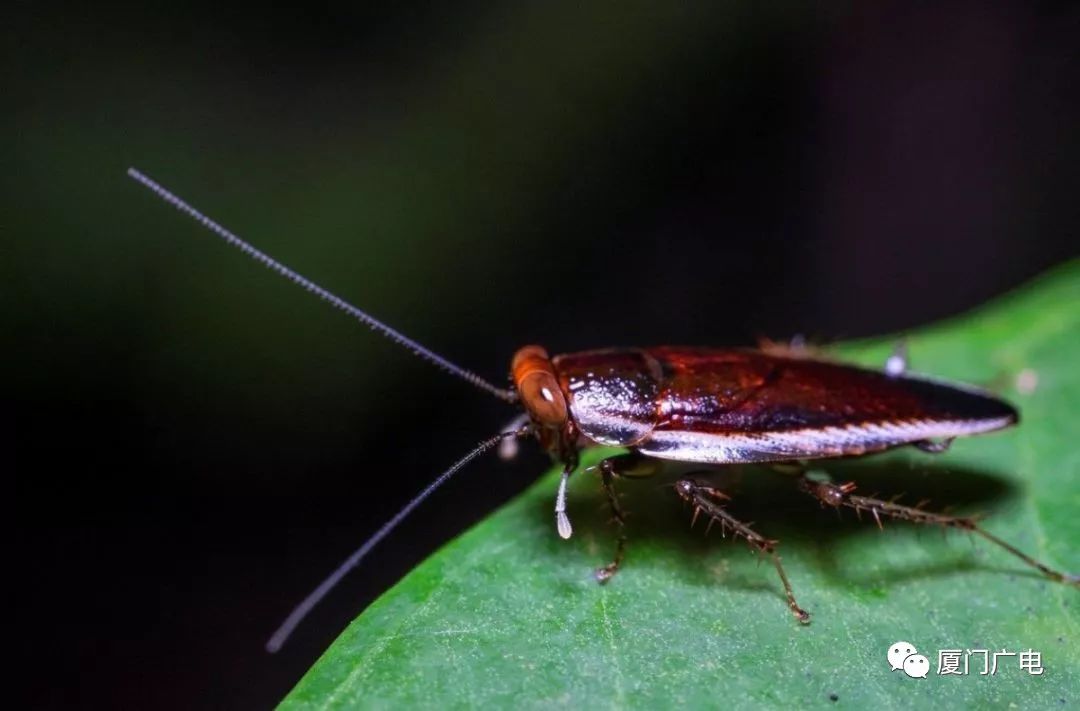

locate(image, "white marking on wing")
(635, 416), (1015, 464)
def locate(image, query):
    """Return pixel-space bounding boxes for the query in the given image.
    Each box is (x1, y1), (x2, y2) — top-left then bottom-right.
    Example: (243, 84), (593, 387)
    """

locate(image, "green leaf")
(283, 261), (1079, 709)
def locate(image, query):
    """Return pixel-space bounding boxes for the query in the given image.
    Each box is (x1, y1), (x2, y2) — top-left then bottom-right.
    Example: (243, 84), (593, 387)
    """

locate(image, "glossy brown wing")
(554, 347), (1017, 464)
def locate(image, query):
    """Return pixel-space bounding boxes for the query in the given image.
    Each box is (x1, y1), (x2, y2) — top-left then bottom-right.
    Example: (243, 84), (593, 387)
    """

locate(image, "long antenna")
(265, 427), (529, 653)
(126, 167), (517, 403)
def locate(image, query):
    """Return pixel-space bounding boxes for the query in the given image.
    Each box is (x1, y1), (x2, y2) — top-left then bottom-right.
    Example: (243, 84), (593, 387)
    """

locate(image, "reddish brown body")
(516, 346), (1018, 467)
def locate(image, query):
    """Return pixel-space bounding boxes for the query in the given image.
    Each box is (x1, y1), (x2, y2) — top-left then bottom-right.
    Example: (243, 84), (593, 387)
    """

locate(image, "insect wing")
(556, 348), (1017, 464)
(641, 347), (1017, 463)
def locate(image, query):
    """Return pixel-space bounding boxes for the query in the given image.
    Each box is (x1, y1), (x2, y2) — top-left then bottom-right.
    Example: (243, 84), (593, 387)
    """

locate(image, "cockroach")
(127, 167), (1078, 653)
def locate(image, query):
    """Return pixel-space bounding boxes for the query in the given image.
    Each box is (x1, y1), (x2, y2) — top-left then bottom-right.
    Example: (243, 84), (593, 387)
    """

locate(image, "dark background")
(9, 2), (1078, 709)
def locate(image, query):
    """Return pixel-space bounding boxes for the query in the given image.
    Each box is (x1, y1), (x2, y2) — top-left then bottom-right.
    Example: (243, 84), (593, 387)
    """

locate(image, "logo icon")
(903, 654), (930, 678)
(888, 641), (917, 671)
(888, 641), (928, 678)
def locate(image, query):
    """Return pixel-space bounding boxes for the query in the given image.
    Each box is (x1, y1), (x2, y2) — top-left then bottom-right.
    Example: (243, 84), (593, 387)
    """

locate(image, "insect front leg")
(798, 477), (1079, 585)
(588, 452), (661, 583)
(675, 479), (811, 624)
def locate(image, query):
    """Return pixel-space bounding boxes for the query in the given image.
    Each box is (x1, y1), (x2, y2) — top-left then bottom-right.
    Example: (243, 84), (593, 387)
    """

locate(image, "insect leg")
(674, 479), (811, 624)
(798, 478), (1079, 585)
(588, 453), (661, 583)
(593, 458), (628, 583)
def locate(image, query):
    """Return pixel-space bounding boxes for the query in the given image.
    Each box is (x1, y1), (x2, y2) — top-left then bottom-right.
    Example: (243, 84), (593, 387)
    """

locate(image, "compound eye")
(519, 371), (568, 428)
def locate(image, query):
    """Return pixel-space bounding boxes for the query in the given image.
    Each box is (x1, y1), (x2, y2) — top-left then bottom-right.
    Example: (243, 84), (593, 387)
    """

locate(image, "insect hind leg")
(798, 477), (1079, 585)
(675, 479), (811, 624)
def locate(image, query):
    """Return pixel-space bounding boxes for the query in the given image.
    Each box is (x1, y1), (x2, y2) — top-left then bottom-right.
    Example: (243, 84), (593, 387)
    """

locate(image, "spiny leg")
(594, 458), (628, 583)
(799, 478), (1079, 585)
(587, 452), (662, 583)
(675, 479), (811, 624)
